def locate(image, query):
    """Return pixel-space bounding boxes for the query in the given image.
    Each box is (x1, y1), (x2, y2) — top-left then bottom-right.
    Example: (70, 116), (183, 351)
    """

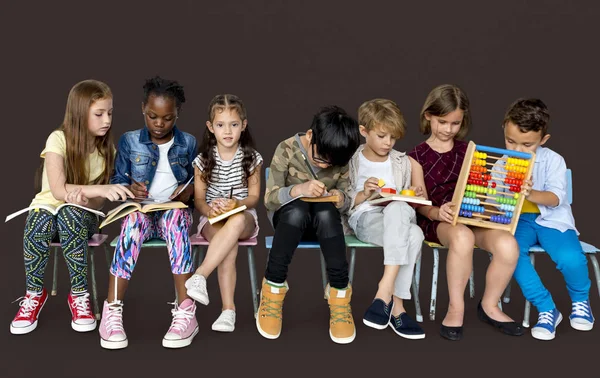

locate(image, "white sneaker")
(185, 274), (209, 305)
(212, 309), (236, 332)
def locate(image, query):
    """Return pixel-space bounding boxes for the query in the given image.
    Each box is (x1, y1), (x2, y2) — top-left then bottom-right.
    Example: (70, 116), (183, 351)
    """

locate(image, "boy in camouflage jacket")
(257, 106), (360, 344)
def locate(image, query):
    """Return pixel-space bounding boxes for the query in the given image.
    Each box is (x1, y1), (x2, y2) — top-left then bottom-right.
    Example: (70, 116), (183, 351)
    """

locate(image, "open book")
(5, 203), (105, 223)
(367, 190), (432, 206)
(99, 200), (188, 228)
(208, 205), (248, 225)
(281, 193), (340, 207)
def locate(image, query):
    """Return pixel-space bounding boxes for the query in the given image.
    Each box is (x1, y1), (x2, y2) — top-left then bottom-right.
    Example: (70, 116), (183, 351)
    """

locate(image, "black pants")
(265, 200), (349, 289)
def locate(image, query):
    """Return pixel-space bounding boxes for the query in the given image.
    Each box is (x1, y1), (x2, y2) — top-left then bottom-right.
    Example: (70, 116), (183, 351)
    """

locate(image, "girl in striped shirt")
(185, 94), (262, 332)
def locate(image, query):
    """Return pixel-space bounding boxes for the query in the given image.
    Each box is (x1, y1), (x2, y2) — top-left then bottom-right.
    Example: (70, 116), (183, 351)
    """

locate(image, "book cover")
(208, 205), (247, 225)
(5, 203), (105, 223)
(367, 191), (432, 206)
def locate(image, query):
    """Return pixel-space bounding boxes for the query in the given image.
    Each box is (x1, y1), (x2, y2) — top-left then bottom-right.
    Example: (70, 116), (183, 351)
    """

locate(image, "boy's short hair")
(503, 98), (550, 136)
(358, 99), (406, 139)
(310, 105), (360, 167)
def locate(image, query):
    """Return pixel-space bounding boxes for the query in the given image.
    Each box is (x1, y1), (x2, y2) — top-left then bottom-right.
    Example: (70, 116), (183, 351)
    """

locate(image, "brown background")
(1, 1), (599, 377)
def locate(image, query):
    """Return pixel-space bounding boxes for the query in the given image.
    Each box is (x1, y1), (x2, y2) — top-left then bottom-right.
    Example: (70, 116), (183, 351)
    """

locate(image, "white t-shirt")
(193, 146), (263, 203)
(148, 138), (178, 200)
(348, 151), (395, 230)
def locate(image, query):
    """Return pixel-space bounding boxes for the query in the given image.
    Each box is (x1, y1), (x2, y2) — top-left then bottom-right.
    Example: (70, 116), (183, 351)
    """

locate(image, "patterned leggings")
(110, 208), (193, 280)
(23, 206), (99, 294)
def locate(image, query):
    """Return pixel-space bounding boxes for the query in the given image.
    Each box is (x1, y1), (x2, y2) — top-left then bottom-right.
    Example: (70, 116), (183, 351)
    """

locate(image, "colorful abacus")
(451, 141), (536, 234)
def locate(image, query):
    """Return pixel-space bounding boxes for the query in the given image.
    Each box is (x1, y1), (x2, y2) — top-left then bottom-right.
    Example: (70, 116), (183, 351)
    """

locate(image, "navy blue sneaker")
(389, 312), (425, 339)
(570, 300), (594, 331)
(363, 298), (393, 330)
(531, 308), (562, 341)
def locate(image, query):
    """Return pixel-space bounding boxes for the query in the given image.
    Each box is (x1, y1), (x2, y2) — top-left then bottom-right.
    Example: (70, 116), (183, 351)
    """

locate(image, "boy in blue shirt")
(503, 98), (594, 340)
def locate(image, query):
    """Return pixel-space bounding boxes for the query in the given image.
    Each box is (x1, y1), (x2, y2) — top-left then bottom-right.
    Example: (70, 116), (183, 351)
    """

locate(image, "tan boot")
(256, 279), (288, 339)
(326, 284), (356, 344)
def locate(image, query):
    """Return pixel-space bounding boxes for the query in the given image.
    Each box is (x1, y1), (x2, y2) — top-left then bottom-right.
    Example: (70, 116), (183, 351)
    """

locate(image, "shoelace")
(105, 301), (125, 334)
(572, 301), (591, 317)
(72, 293), (92, 317)
(260, 296), (283, 319)
(329, 303), (353, 325)
(537, 311), (555, 325)
(14, 295), (41, 318)
(168, 302), (195, 333)
(190, 275), (206, 292)
(217, 310), (235, 325)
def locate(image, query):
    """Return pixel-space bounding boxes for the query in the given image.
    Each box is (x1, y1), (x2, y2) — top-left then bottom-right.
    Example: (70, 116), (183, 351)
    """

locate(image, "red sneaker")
(68, 292), (97, 332)
(10, 289), (48, 335)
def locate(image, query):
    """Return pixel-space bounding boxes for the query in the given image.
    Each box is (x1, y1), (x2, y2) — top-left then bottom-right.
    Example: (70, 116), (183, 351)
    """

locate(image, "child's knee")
(448, 225), (475, 248)
(279, 206), (310, 228)
(556, 252), (587, 273)
(493, 234), (519, 265)
(313, 206), (341, 228)
(384, 201), (415, 218)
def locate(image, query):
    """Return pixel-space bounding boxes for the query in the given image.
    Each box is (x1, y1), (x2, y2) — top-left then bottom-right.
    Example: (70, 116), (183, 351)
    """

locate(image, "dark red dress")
(408, 140), (467, 243)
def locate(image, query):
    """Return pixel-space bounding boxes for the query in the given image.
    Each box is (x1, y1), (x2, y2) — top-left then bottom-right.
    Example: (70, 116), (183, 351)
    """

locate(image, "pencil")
(125, 173), (144, 187)
(229, 187), (233, 199)
(300, 153), (319, 181)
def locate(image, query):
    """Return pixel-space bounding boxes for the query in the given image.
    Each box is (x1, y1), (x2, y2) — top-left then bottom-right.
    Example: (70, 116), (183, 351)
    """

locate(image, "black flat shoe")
(440, 324), (463, 341)
(477, 301), (524, 336)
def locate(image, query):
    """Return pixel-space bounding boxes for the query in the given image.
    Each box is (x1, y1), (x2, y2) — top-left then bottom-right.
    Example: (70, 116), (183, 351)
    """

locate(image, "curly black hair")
(143, 76), (185, 110)
(503, 98), (550, 135)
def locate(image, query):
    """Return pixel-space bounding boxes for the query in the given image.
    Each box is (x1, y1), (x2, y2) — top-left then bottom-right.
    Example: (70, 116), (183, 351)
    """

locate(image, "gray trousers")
(354, 201), (424, 299)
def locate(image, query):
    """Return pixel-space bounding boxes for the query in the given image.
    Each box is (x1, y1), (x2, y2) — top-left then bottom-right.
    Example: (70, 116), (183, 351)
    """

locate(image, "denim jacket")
(111, 126), (198, 189)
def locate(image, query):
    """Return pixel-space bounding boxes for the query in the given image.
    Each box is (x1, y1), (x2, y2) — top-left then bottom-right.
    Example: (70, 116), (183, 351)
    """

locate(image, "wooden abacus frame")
(450, 141), (536, 235)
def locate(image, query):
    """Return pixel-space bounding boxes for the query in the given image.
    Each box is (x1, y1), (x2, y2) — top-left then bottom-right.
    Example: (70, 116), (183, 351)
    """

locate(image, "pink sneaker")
(10, 289), (48, 335)
(162, 299), (199, 348)
(99, 300), (128, 350)
(68, 291), (97, 332)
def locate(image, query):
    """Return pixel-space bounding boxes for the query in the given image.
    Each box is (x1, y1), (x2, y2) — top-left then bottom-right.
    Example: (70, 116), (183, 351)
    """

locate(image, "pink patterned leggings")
(110, 208), (193, 280)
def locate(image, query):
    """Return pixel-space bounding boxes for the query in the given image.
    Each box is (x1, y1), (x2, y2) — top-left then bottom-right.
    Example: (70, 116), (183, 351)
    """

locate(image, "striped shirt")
(193, 146), (263, 203)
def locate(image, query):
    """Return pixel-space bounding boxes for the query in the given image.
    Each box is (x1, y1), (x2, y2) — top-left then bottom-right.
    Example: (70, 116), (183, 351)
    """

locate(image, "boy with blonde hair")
(346, 99), (425, 339)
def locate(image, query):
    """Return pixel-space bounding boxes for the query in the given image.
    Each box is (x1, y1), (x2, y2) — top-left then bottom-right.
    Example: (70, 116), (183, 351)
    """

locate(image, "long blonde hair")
(36, 80), (115, 191)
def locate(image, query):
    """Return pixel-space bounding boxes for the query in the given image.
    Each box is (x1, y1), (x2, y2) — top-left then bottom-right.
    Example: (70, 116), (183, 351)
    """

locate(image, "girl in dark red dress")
(408, 84), (524, 341)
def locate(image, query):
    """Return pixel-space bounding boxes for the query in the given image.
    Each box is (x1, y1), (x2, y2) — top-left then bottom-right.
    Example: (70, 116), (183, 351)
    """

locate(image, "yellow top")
(30, 131), (106, 208)
(521, 198), (540, 213)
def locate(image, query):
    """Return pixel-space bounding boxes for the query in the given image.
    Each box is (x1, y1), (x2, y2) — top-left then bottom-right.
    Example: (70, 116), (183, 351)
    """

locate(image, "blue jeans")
(514, 213), (590, 312)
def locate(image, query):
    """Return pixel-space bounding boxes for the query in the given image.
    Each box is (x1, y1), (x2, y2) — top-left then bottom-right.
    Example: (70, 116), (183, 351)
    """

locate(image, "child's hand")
(208, 198), (237, 217)
(169, 183), (192, 202)
(363, 177), (380, 197)
(521, 179), (533, 197)
(329, 189), (344, 208)
(297, 180), (326, 197)
(102, 184), (135, 202)
(410, 186), (424, 197)
(438, 202), (455, 223)
(65, 188), (89, 206)
(130, 181), (148, 199)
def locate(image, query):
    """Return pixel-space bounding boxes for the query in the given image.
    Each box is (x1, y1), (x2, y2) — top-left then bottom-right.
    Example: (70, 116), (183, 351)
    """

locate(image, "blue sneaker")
(363, 298), (393, 330)
(570, 300), (594, 331)
(531, 308), (562, 341)
(389, 312), (425, 340)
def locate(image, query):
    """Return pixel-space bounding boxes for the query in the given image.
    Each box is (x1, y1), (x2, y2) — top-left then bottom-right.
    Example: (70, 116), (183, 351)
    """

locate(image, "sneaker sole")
(184, 280), (209, 305)
(10, 294), (48, 335)
(388, 323), (426, 340)
(532, 313), (563, 340)
(329, 329), (356, 344)
(72, 320), (97, 332)
(570, 318), (594, 331)
(162, 326), (199, 348)
(100, 337), (128, 350)
(363, 318), (388, 330)
(212, 324), (235, 332)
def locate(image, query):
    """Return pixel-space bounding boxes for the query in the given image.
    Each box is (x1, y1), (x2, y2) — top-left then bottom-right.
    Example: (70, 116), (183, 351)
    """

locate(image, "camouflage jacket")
(264, 134), (351, 221)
